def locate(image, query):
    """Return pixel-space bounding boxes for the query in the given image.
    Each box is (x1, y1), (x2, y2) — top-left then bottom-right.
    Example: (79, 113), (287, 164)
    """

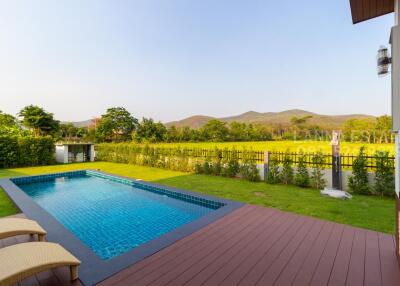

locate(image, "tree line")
(0, 105), (393, 143)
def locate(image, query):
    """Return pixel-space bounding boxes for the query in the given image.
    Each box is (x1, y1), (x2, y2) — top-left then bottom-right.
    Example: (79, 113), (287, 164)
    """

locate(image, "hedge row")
(0, 136), (55, 168)
(95, 143), (261, 181)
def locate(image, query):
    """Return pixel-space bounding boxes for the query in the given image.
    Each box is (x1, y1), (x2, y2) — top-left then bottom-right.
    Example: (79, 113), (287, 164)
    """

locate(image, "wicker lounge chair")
(0, 242), (80, 286)
(0, 218), (46, 241)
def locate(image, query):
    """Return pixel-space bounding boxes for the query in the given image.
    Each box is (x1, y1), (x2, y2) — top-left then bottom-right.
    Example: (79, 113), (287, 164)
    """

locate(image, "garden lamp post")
(348, 0), (400, 260)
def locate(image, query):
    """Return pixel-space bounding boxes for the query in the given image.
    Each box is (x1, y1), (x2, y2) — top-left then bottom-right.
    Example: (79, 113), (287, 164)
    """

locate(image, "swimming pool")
(12, 170), (221, 259)
(1, 170), (241, 285)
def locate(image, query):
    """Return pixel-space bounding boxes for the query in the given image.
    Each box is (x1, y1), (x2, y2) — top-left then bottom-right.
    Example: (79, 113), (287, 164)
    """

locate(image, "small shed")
(55, 143), (95, 164)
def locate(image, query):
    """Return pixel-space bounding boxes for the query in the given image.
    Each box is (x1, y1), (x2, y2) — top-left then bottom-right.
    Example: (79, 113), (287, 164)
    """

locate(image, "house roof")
(349, 0), (394, 24)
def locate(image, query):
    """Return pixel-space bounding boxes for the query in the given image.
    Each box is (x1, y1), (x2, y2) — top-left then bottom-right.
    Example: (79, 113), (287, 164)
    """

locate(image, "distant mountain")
(166, 115), (215, 129)
(61, 119), (93, 128)
(165, 109), (376, 129)
(63, 109), (377, 129)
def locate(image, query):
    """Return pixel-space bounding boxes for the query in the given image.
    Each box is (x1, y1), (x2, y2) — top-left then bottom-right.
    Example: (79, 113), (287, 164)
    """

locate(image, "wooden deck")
(2, 205), (400, 286)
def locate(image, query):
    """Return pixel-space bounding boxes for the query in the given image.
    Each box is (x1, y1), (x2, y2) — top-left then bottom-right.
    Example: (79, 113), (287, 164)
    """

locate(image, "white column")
(394, 0), (400, 197)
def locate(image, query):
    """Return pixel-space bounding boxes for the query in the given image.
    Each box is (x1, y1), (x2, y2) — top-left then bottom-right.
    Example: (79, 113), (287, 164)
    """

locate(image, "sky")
(0, 0), (395, 122)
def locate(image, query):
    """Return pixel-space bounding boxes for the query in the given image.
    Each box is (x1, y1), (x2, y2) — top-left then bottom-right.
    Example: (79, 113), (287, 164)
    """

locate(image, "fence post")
(331, 131), (342, 190)
(264, 151), (270, 181)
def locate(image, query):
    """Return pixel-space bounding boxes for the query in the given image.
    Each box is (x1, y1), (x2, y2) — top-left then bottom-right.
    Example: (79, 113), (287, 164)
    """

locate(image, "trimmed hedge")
(0, 136), (55, 168)
(95, 143), (260, 181)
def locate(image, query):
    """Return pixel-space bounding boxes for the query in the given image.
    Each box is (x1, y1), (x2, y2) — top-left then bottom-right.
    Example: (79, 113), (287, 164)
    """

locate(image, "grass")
(0, 162), (396, 234)
(147, 140), (394, 155)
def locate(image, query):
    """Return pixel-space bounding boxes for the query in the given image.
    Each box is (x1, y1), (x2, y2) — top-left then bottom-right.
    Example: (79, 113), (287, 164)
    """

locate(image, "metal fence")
(268, 151), (395, 171)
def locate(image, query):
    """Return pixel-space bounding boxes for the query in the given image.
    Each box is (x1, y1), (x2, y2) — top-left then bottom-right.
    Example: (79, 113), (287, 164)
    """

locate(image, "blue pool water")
(15, 172), (217, 260)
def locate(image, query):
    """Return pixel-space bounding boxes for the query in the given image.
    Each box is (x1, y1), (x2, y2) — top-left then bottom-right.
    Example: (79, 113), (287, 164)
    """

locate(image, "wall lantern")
(377, 46), (392, 76)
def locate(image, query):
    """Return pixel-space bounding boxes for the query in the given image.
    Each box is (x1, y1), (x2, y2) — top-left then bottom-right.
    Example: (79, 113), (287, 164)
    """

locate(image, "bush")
(374, 150), (395, 197)
(0, 135), (54, 168)
(348, 147), (370, 195)
(266, 155), (281, 184)
(310, 151), (326, 189)
(280, 152), (293, 185)
(295, 152), (310, 187)
(221, 148), (240, 177)
(240, 162), (260, 182)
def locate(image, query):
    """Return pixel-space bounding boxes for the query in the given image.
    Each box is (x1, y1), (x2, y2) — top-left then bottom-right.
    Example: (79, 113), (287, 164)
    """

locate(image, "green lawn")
(0, 162), (396, 234)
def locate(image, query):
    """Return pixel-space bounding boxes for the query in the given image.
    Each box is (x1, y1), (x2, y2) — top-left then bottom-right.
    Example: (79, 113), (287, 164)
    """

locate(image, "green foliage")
(134, 118), (167, 143)
(199, 119), (229, 142)
(348, 147), (371, 195)
(280, 152), (293, 185)
(96, 143), (261, 181)
(221, 148), (240, 177)
(374, 151), (395, 197)
(239, 150), (260, 182)
(294, 152), (310, 187)
(266, 155), (281, 184)
(19, 105), (60, 136)
(0, 136), (54, 168)
(96, 107), (138, 142)
(310, 151), (326, 189)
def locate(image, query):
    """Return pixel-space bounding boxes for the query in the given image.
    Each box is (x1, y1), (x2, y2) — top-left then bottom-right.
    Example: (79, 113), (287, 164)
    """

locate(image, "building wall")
(55, 145), (67, 163)
(397, 195), (400, 263)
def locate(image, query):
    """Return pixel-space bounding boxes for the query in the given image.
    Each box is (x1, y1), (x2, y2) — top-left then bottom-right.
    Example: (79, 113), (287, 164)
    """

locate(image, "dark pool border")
(0, 170), (243, 286)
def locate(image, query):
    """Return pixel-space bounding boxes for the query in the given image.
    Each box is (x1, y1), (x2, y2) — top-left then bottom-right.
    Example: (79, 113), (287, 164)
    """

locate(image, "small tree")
(374, 150), (395, 197)
(295, 152), (310, 187)
(348, 147), (370, 195)
(280, 152), (293, 185)
(266, 154), (281, 184)
(310, 151), (326, 189)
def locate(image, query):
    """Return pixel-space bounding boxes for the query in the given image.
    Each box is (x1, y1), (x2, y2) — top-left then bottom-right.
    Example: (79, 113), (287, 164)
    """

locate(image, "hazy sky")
(0, 0), (395, 122)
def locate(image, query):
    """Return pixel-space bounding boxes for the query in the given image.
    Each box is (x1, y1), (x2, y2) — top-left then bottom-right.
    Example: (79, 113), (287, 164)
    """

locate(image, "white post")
(393, 0), (400, 197)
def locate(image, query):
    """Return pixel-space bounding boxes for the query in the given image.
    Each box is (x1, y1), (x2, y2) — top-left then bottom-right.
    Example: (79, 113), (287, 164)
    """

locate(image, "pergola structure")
(349, 0), (400, 261)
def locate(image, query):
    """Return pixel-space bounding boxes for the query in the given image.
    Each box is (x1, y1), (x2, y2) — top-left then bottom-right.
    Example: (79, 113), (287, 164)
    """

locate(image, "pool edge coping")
(0, 169), (243, 286)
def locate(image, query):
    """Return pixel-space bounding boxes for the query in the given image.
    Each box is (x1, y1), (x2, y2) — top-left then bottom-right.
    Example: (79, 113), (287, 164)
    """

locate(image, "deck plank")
(98, 204), (256, 286)
(364, 230), (382, 286)
(164, 208), (285, 286)
(272, 220), (326, 286)
(119, 206), (270, 286)
(309, 223), (345, 286)
(2, 204), (400, 286)
(291, 221), (335, 286)
(379, 233), (400, 286)
(197, 211), (293, 286)
(345, 228), (366, 286)
(327, 226), (355, 286)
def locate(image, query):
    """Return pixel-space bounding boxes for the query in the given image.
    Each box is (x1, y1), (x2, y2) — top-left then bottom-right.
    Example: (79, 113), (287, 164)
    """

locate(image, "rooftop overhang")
(350, 0), (394, 24)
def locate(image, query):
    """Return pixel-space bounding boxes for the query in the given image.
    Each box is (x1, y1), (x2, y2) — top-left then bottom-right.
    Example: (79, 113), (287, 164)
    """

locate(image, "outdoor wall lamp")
(377, 46), (392, 76)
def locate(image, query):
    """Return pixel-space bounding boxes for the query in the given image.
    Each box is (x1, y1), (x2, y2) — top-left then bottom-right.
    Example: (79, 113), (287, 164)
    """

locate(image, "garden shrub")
(374, 150), (395, 197)
(348, 147), (371, 195)
(239, 149), (260, 182)
(202, 157), (213, 175)
(266, 155), (281, 184)
(194, 160), (203, 174)
(221, 148), (240, 177)
(0, 135), (54, 168)
(294, 152), (310, 187)
(280, 152), (293, 185)
(310, 151), (326, 189)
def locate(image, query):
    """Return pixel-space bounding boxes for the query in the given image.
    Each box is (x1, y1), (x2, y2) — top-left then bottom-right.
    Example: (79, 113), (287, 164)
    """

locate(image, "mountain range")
(165, 109), (375, 129)
(65, 109), (376, 129)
